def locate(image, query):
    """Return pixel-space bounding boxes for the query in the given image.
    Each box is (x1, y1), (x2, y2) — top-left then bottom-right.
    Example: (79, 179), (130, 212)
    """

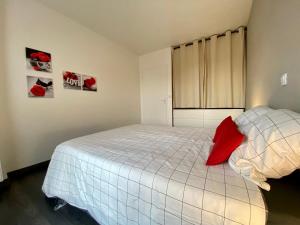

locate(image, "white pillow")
(229, 109), (300, 190)
(235, 105), (274, 127)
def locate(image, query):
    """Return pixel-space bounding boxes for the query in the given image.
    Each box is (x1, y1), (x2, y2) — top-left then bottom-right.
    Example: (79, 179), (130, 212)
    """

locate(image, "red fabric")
(206, 119), (244, 166)
(30, 85), (46, 96)
(213, 116), (234, 143)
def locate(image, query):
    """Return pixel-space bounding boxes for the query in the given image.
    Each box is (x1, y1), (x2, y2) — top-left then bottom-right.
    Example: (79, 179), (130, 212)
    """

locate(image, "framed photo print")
(63, 71), (82, 90)
(27, 76), (54, 98)
(82, 75), (97, 92)
(26, 47), (52, 73)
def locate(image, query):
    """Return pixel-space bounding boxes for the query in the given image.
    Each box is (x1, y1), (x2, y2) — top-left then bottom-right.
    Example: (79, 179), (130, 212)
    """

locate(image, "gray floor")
(0, 169), (98, 225)
(0, 167), (299, 225)
(262, 171), (300, 225)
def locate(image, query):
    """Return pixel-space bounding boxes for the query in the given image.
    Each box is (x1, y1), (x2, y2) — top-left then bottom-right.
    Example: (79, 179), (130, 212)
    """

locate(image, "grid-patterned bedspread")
(42, 125), (267, 225)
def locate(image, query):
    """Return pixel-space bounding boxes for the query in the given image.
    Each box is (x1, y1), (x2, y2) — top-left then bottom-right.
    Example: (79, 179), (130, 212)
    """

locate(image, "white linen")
(235, 106), (274, 127)
(230, 109), (300, 191)
(42, 125), (266, 225)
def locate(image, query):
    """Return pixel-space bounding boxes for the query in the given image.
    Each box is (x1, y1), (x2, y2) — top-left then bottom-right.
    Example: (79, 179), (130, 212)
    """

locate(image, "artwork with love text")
(63, 71), (97, 92)
(63, 71), (82, 90)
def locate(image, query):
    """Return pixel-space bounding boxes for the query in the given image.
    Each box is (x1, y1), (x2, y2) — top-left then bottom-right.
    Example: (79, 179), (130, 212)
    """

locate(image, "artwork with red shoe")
(82, 75), (97, 92)
(27, 76), (54, 98)
(63, 71), (82, 90)
(26, 47), (52, 73)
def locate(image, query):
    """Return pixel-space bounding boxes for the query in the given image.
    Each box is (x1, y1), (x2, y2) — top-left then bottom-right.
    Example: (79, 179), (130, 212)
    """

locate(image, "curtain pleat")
(174, 44), (201, 108)
(199, 38), (207, 108)
(207, 35), (217, 108)
(179, 44), (186, 106)
(172, 27), (246, 108)
(192, 40), (200, 108)
(224, 31), (233, 107)
(172, 48), (181, 108)
(232, 27), (246, 107)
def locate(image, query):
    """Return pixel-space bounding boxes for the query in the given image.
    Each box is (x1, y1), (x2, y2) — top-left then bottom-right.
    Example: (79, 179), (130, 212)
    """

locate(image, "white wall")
(247, 0), (300, 112)
(2, 0), (141, 172)
(0, 0), (10, 180)
(139, 48), (172, 126)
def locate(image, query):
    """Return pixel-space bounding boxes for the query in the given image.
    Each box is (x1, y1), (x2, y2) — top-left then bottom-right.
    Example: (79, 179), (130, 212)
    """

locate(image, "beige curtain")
(173, 27), (246, 108)
(172, 44), (200, 108)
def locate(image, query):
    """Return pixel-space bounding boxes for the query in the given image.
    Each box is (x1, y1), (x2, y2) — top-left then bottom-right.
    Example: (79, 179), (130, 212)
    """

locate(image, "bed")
(42, 124), (267, 225)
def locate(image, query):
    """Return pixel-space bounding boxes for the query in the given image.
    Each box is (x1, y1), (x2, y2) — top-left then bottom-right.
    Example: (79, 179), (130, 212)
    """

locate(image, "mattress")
(42, 125), (267, 225)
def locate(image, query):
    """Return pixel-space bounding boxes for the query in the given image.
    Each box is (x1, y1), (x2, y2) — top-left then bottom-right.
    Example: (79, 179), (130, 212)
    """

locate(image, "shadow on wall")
(246, 84), (300, 113)
(268, 77), (300, 112)
(0, 1), (16, 177)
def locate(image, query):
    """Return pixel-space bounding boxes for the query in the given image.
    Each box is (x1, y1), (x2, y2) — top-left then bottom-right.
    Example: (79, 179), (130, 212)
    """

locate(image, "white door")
(139, 48), (172, 126)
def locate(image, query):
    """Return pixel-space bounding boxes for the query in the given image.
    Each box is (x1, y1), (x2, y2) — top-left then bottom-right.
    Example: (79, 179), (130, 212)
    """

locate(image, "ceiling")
(38, 0), (253, 55)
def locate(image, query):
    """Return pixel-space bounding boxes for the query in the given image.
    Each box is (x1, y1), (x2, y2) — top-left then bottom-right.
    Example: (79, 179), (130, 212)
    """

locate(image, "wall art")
(26, 47), (52, 73)
(82, 75), (97, 92)
(27, 76), (54, 98)
(63, 71), (82, 90)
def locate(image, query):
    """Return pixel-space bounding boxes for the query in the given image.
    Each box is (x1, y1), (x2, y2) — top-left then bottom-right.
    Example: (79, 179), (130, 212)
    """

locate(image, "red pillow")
(213, 116), (235, 143)
(207, 119), (244, 166)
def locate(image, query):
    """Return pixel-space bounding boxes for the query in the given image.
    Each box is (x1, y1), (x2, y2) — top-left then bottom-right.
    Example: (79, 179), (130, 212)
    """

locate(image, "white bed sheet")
(42, 125), (267, 225)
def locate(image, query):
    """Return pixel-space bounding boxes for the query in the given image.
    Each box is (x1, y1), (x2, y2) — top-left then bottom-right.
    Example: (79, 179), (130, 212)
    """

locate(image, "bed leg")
(54, 199), (67, 211)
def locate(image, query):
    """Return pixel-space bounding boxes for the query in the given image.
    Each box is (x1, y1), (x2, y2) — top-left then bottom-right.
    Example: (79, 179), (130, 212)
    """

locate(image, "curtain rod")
(172, 26), (247, 50)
